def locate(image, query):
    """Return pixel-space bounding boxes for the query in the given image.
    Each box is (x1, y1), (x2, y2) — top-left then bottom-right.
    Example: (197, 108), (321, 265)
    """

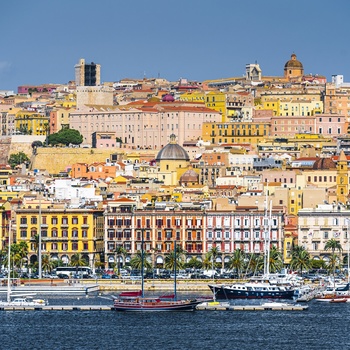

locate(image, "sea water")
(0, 292), (349, 350)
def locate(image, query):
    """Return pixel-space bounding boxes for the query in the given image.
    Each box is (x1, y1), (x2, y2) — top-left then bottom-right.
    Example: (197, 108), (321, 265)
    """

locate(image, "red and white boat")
(113, 291), (203, 311)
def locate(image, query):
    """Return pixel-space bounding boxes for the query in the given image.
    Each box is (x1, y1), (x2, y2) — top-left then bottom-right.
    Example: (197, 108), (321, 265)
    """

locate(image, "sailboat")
(0, 221), (47, 307)
(113, 238), (202, 311)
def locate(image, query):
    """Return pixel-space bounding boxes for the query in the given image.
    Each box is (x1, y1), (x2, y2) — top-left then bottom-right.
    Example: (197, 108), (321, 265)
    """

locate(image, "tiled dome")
(284, 53), (303, 69)
(156, 134), (189, 161)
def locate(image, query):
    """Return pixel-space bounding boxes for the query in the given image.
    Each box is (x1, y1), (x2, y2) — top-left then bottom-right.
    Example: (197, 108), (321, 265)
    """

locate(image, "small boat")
(329, 298), (347, 303)
(315, 295), (349, 303)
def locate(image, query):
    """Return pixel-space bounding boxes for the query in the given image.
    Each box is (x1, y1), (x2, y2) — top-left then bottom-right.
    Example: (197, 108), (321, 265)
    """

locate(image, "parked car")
(101, 274), (112, 279)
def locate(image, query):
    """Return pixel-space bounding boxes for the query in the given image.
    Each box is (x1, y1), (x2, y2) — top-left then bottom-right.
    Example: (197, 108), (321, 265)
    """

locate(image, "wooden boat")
(113, 238), (203, 312)
(113, 291), (203, 311)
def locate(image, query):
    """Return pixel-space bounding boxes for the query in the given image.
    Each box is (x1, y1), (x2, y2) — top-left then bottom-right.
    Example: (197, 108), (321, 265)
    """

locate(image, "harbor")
(0, 301), (309, 312)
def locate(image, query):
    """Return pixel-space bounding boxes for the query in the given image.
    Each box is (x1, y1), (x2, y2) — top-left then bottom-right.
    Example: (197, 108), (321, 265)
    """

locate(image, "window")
(72, 243), (78, 250)
(62, 217), (68, 225)
(31, 217), (37, 224)
(52, 217), (58, 225)
(72, 229), (78, 238)
(52, 229), (58, 237)
(20, 217), (27, 225)
(20, 230), (27, 238)
(82, 230), (87, 238)
(72, 217), (78, 225)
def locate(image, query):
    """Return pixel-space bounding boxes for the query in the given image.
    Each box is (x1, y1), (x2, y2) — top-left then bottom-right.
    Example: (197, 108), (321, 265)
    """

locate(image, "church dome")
(156, 134), (190, 161)
(162, 94), (175, 102)
(284, 53), (303, 69)
(312, 157), (336, 170)
(180, 169), (199, 184)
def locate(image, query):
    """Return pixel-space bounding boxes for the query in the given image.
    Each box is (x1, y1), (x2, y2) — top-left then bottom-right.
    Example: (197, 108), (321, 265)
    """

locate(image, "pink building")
(270, 114), (345, 138)
(69, 103), (221, 150)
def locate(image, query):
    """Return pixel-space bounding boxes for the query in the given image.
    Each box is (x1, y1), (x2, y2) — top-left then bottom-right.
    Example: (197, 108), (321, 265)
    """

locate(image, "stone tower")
(336, 150), (349, 204)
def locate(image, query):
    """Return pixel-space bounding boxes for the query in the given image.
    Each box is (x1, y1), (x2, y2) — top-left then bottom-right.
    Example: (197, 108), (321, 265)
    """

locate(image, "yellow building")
(179, 91), (226, 121)
(15, 110), (49, 136)
(202, 121), (270, 145)
(15, 200), (104, 267)
(178, 91), (205, 104)
(61, 93), (76, 108)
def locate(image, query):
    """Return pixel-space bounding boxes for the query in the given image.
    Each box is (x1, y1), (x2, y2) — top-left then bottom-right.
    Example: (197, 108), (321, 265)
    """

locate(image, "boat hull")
(209, 284), (295, 300)
(113, 300), (201, 312)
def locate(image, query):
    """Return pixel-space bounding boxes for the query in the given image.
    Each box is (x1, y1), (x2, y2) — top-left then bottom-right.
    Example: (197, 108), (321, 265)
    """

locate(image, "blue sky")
(1, 0), (350, 91)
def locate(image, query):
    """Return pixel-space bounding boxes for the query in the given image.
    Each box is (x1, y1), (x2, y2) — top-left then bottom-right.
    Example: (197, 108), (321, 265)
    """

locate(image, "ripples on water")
(0, 293), (349, 350)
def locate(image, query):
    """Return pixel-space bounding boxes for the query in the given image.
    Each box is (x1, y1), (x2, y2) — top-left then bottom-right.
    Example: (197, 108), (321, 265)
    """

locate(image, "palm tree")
(325, 238), (342, 285)
(290, 245), (311, 276)
(268, 246), (283, 273)
(0, 249), (6, 273)
(245, 253), (264, 277)
(227, 249), (245, 278)
(202, 252), (212, 271)
(208, 246), (221, 272)
(164, 246), (185, 272)
(17, 241), (29, 273)
(130, 251), (151, 271)
(41, 254), (54, 273)
(114, 246), (127, 276)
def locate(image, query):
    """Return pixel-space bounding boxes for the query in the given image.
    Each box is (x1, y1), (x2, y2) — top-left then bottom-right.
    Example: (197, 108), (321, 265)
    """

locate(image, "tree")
(70, 253), (88, 267)
(268, 246), (283, 273)
(207, 246), (221, 270)
(42, 254), (55, 273)
(31, 140), (43, 149)
(130, 251), (151, 271)
(227, 249), (246, 278)
(47, 128), (83, 146)
(8, 152), (30, 169)
(325, 238), (342, 283)
(164, 246), (185, 272)
(245, 253), (264, 277)
(290, 245), (312, 276)
(114, 246), (127, 276)
(186, 256), (202, 270)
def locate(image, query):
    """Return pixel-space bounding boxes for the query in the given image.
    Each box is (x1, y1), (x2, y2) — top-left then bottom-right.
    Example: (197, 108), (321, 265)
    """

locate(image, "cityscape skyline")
(1, 0), (350, 91)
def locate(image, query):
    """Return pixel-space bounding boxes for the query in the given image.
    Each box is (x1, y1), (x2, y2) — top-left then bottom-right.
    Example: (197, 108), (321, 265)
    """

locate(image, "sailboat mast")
(174, 240), (177, 301)
(266, 200), (272, 277)
(141, 229), (144, 298)
(7, 220), (11, 303)
(264, 184), (268, 276)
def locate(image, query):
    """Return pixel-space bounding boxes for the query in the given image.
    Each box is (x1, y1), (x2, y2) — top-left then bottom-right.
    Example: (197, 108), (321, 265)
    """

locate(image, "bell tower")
(336, 150), (348, 203)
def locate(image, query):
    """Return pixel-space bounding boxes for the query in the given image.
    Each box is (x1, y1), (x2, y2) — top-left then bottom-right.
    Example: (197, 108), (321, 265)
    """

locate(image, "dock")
(196, 302), (309, 311)
(0, 302), (308, 312)
(0, 305), (114, 311)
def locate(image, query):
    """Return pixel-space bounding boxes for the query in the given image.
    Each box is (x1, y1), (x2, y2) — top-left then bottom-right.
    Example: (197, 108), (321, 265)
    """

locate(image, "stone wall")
(31, 147), (125, 174)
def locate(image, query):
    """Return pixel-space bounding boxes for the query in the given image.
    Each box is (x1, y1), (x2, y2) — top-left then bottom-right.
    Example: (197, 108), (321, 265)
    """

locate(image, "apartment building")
(104, 200), (284, 269)
(14, 201), (105, 267)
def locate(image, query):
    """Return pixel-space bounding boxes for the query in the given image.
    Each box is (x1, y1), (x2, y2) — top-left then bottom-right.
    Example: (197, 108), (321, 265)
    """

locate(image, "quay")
(0, 305), (114, 311)
(197, 302), (308, 311)
(0, 302), (308, 312)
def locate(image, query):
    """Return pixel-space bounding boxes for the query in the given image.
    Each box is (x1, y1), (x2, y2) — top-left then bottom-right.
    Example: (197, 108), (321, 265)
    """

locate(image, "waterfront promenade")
(0, 278), (215, 295)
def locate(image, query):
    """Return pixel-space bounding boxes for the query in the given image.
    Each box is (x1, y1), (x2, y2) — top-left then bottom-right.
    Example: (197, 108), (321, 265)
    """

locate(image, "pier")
(0, 302), (309, 312)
